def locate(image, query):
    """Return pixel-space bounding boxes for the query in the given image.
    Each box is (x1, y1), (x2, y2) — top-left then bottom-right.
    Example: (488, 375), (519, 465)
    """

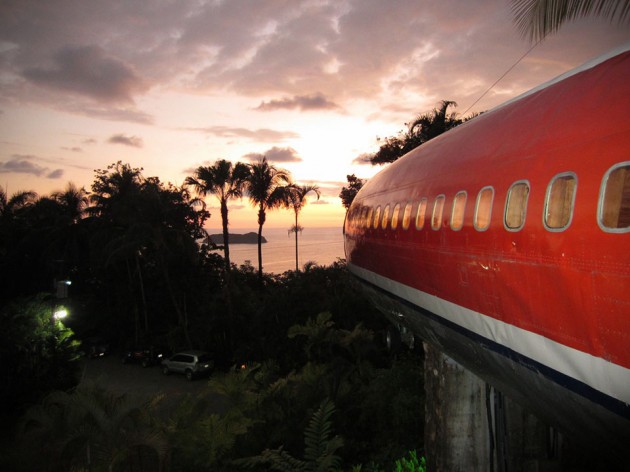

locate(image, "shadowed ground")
(79, 354), (227, 415)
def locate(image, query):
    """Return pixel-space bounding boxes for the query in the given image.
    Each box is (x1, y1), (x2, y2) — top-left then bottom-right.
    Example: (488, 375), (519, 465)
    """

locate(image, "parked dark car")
(123, 345), (169, 367)
(161, 350), (214, 380)
(83, 337), (110, 358)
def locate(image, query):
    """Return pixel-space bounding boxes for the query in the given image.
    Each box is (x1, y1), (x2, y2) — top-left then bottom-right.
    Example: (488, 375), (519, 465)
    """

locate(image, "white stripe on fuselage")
(348, 262), (630, 406)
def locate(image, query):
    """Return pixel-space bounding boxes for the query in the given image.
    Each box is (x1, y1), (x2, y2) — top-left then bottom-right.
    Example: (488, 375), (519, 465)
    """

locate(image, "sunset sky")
(1, 0), (628, 231)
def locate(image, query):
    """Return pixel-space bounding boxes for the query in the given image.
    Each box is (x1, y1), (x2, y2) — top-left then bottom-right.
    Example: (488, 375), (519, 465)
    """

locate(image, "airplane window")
(349, 206), (357, 227)
(391, 203), (401, 229)
(416, 198), (428, 230)
(402, 202), (412, 230)
(599, 162), (630, 232)
(475, 187), (494, 231)
(367, 207), (374, 228)
(373, 206), (381, 229)
(381, 204), (390, 229)
(505, 181), (530, 231)
(432, 195), (445, 230)
(544, 173), (577, 231)
(451, 191), (467, 230)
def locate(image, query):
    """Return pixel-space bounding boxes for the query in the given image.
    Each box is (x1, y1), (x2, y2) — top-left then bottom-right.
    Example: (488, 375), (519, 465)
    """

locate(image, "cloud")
(47, 169), (64, 179)
(186, 126), (299, 142)
(0, 155), (45, 175)
(242, 146), (302, 163)
(0, 155), (63, 178)
(256, 93), (341, 111)
(64, 103), (154, 125)
(265, 146), (302, 163)
(2, 0), (627, 122)
(291, 180), (341, 199)
(352, 153), (373, 165)
(22, 45), (149, 104)
(61, 146), (83, 152)
(107, 134), (144, 148)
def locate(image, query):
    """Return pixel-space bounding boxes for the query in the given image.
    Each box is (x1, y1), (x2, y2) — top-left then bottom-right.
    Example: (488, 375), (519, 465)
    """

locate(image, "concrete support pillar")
(424, 342), (491, 471)
(423, 342), (566, 472)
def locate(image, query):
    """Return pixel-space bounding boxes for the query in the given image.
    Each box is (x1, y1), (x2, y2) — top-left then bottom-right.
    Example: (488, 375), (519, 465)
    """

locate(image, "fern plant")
(238, 398), (344, 471)
(393, 450), (426, 472)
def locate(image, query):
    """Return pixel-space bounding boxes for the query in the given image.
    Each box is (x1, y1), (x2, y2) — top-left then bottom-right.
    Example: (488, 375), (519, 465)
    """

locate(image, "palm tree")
(51, 182), (89, 223)
(408, 100), (460, 144)
(512, 0), (630, 40)
(185, 159), (249, 270)
(370, 101), (463, 165)
(245, 157), (292, 279)
(0, 186), (37, 220)
(287, 184), (320, 271)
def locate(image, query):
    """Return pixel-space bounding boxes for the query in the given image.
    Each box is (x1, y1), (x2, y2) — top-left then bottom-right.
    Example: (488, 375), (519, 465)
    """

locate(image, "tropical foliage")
(339, 175), (365, 210)
(512, 0), (630, 40)
(1, 160), (427, 471)
(3, 262), (425, 472)
(0, 294), (82, 428)
(239, 399), (344, 471)
(16, 384), (167, 472)
(369, 101), (474, 165)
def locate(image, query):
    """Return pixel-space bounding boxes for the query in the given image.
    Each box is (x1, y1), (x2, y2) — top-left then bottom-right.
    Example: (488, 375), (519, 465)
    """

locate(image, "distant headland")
(208, 232), (266, 245)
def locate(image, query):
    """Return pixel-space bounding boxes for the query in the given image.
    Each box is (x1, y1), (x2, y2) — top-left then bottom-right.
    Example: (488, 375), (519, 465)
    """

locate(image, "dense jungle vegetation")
(0, 162), (425, 471)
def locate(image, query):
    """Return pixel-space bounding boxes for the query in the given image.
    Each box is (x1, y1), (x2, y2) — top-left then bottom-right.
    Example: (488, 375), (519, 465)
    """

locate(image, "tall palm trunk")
(294, 211), (299, 271)
(221, 199), (235, 353)
(220, 200), (231, 269)
(257, 205), (265, 280)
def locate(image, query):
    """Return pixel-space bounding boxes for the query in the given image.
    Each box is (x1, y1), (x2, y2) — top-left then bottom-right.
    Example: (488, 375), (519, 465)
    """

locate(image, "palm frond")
(512, 0), (630, 41)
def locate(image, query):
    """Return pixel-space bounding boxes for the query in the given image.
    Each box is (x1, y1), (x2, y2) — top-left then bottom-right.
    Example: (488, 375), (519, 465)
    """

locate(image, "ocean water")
(211, 226), (345, 274)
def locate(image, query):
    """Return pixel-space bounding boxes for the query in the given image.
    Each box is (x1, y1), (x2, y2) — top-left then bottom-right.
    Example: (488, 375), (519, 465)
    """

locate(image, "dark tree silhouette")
(339, 174), (365, 210)
(51, 183), (89, 224)
(89, 162), (208, 347)
(370, 101), (463, 165)
(0, 186), (37, 221)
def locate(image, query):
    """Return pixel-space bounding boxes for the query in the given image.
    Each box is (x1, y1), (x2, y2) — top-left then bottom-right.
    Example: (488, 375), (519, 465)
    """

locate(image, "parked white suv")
(161, 350), (213, 380)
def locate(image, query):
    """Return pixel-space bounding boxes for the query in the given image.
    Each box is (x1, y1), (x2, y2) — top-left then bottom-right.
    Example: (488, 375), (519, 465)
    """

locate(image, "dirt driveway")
(79, 354), (227, 413)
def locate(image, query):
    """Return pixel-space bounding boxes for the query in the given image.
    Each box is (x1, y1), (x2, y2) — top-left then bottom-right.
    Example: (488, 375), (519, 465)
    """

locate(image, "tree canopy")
(339, 175), (365, 210)
(369, 101), (469, 165)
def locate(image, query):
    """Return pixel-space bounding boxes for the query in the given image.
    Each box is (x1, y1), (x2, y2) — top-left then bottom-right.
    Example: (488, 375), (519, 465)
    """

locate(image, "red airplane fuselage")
(344, 46), (630, 457)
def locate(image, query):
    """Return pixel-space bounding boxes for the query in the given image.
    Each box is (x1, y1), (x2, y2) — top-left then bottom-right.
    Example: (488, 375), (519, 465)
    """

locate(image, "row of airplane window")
(347, 162), (630, 234)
